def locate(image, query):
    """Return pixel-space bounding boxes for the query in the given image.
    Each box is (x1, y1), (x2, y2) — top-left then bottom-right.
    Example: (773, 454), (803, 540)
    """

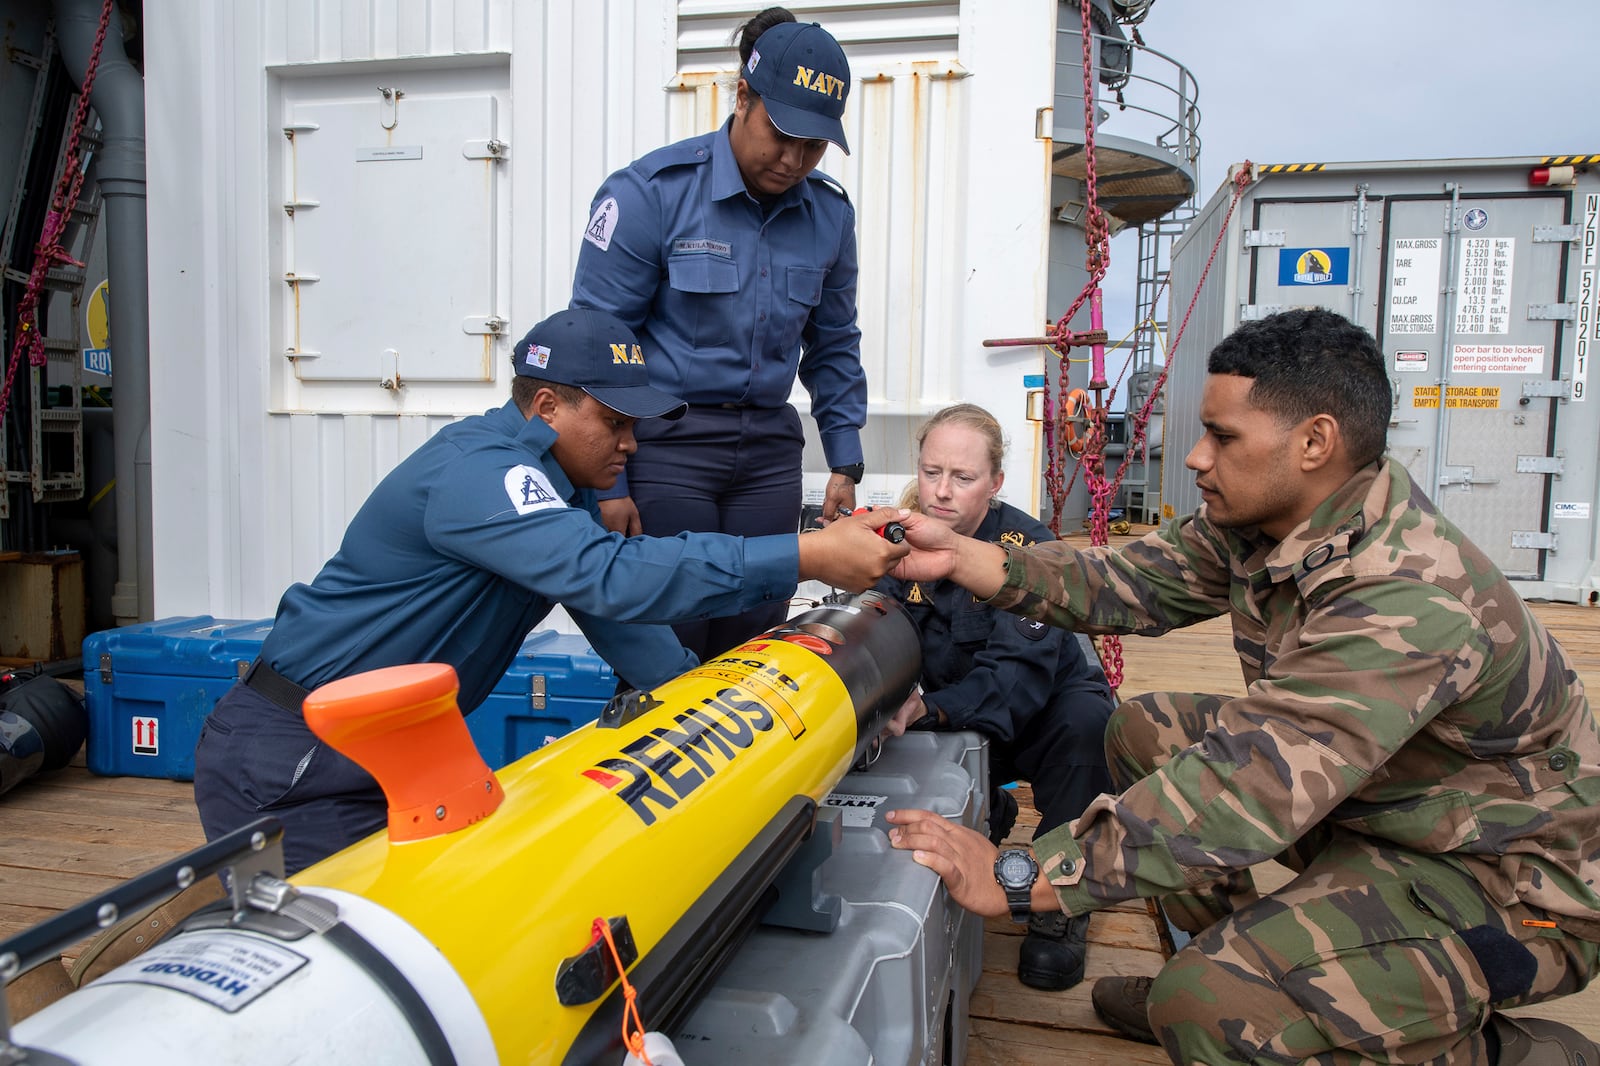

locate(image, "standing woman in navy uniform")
(571, 6), (866, 661)
(876, 404), (1116, 993)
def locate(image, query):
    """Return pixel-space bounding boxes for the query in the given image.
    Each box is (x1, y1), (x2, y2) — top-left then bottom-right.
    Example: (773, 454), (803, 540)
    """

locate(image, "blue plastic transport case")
(82, 617), (614, 780)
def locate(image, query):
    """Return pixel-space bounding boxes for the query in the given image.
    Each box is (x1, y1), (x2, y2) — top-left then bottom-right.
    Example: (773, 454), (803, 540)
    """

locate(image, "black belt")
(242, 657), (311, 713)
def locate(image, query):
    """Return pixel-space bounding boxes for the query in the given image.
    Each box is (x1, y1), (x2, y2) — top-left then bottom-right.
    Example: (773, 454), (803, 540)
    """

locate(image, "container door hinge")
(1521, 379), (1572, 401)
(1511, 530), (1558, 552)
(1243, 229), (1285, 248)
(99, 653), (112, 685)
(1516, 454), (1565, 476)
(1239, 304), (1286, 322)
(1533, 224), (1581, 243)
(1438, 466), (1498, 492)
(1527, 303), (1576, 322)
(462, 316), (508, 336)
(530, 674), (547, 711)
(462, 138), (509, 161)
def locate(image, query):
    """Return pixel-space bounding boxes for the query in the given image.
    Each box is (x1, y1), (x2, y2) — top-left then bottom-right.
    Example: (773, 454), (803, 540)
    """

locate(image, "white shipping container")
(143, 0), (1065, 621)
(1165, 155), (1600, 603)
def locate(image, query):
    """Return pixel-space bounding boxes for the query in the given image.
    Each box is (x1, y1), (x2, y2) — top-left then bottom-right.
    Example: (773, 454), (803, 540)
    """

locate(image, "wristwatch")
(830, 462), (865, 484)
(993, 848), (1039, 924)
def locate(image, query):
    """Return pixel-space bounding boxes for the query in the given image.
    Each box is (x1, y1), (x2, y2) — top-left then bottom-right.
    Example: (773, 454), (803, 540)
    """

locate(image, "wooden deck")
(3, 573), (1598, 1061)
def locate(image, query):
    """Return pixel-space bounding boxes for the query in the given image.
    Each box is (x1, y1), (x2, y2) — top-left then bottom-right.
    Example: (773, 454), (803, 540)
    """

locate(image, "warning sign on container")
(1413, 386), (1502, 409)
(1393, 350), (1430, 373)
(1451, 343), (1545, 374)
(132, 716), (159, 756)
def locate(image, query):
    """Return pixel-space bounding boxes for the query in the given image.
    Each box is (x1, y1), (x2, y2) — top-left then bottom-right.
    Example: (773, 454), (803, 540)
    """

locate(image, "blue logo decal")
(1278, 247), (1350, 287)
(1463, 208), (1488, 231)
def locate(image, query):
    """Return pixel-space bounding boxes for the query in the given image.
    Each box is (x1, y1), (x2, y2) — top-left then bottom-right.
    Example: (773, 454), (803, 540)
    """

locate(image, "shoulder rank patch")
(1015, 616), (1049, 642)
(806, 171), (851, 203)
(999, 529), (1034, 548)
(504, 465), (566, 516)
(584, 196), (619, 252)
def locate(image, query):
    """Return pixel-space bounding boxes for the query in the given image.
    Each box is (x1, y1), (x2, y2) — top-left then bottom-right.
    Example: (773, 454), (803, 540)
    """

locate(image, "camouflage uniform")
(991, 459), (1600, 1063)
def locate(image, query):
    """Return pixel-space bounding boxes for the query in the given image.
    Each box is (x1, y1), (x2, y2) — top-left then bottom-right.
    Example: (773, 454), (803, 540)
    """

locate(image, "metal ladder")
(1120, 203), (1194, 526)
(0, 19), (94, 523)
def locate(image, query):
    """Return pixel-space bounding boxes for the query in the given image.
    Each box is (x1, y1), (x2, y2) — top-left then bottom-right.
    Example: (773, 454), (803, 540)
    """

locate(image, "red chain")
(1044, 0), (1112, 540)
(1079, 164), (1253, 690)
(0, 0), (116, 431)
(1041, 5), (1255, 690)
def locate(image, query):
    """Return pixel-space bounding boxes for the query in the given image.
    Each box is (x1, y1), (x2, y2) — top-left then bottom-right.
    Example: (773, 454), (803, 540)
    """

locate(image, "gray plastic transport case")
(673, 730), (989, 1066)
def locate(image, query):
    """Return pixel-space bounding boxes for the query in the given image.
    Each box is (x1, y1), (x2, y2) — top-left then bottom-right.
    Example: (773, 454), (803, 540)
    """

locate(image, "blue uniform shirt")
(571, 119), (867, 471)
(261, 401), (799, 712)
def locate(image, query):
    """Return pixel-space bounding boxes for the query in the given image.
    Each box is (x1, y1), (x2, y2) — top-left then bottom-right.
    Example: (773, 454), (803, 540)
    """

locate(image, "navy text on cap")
(743, 21), (851, 155)
(513, 308), (687, 421)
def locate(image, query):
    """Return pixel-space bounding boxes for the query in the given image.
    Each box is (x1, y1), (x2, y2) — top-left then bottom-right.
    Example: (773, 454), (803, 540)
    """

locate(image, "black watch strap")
(830, 462), (865, 484)
(993, 848), (1039, 924)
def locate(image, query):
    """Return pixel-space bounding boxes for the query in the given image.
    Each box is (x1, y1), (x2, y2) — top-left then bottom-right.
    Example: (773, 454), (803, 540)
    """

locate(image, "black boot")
(1091, 975), (1159, 1045)
(1486, 1013), (1600, 1064)
(1017, 911), (1089, 990)
(988, 785), (1019, 846)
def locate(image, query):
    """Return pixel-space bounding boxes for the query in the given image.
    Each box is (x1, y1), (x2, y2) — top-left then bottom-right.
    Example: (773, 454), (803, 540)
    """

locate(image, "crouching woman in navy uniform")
(875, 403), (1114, 992)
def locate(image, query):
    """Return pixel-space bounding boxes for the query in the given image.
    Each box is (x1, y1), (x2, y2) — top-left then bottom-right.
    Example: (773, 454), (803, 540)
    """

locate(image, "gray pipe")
(54, 0), (151, 624)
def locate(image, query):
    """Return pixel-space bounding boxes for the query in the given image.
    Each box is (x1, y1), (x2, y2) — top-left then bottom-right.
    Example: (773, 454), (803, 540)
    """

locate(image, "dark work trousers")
(627, 403), (805, 661)
(989, 686), (1114, 837)
(193, 682), (386, 876)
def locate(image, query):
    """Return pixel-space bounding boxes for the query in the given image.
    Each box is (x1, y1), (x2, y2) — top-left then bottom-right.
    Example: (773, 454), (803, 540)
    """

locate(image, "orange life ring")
(1063, 387), (1094, 458)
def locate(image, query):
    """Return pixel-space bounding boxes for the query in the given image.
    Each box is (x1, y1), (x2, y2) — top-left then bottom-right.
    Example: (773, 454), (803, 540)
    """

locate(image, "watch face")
(996, 850), (1036, 889)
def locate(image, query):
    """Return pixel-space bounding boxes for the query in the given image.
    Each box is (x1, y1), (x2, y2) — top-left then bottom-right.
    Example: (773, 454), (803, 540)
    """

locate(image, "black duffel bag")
(0, 672), (88, 796)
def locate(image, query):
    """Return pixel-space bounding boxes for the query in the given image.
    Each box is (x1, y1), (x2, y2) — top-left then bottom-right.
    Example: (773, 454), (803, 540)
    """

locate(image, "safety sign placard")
(1413, 386), (1502, 409)
(1451, 343), (1545, 374)
(1393, 350), (1430, 373)
(132, 716), (160, 756)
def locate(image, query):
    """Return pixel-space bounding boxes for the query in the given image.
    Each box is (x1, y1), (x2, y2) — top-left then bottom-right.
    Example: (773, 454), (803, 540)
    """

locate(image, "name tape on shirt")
(585, 196), (619, 252)
(504, 465), (566, 516)
(672, 237), (732, 257)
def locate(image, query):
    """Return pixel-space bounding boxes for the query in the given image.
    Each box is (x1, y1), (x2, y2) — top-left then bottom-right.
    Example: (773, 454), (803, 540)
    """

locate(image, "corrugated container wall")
(144, 1), (1059, 620)
(1166, 157), (1600, 603)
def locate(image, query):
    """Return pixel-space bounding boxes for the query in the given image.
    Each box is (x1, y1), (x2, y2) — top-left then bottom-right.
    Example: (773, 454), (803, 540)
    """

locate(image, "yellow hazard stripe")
(1262, 157), (1599, 171)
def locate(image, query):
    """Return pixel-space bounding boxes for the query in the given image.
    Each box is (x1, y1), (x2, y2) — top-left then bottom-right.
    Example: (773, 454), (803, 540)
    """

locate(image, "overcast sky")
(1094, 0), (1595, 363)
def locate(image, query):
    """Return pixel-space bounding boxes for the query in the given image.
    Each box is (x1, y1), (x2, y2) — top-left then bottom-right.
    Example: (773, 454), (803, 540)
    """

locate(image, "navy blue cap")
(512, 309), (687, 420)
(742, 21), (851, 155)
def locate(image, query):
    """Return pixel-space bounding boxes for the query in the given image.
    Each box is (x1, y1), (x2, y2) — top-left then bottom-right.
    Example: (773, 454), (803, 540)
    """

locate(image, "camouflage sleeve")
(984, 514), (1234, 635)
(1032, 574), (1494, 914)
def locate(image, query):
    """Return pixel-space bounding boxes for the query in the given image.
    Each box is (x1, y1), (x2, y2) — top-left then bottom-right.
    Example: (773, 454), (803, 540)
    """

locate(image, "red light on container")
(1530, 165), (1576, 187)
